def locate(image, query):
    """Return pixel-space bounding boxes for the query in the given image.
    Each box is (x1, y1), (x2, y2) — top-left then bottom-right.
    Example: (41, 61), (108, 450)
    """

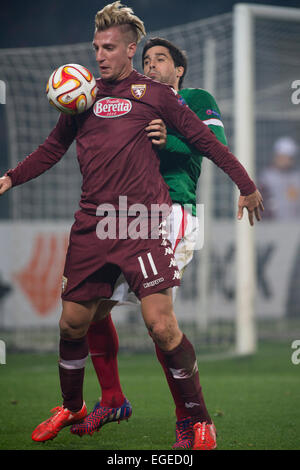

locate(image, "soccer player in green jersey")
(70, 37), (231, 450)
(143, 37), (227, 218)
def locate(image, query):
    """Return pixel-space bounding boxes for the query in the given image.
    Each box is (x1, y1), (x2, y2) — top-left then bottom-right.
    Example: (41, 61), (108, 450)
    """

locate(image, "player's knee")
(142, 293), (182, 349)
(147, 318), (181, 351)
(59, 316), (88, 339)
(59, 299), (98, 339)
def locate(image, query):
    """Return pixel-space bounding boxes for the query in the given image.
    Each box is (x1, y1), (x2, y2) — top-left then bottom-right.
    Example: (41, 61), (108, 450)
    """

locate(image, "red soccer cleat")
(193, 421), (217, 450)
(172, 417), (217, 450)
(32, 402), (87, 442)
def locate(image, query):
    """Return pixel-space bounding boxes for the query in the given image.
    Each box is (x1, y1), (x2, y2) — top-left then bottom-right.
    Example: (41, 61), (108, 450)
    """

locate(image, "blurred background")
(1, 0), (300, 48)
(0, 0), (300, 356)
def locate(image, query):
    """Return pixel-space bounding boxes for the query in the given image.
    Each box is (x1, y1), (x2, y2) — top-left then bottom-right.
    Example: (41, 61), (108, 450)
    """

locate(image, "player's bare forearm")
(237, 189), (264, 226)
(0, 175), (12, 196)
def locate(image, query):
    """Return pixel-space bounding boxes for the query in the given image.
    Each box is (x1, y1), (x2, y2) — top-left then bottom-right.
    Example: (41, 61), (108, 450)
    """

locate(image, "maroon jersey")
(6, 70), (256, 215)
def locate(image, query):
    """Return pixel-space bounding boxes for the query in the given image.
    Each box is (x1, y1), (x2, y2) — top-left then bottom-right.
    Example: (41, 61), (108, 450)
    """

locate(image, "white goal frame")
(234, 3), (300, 355)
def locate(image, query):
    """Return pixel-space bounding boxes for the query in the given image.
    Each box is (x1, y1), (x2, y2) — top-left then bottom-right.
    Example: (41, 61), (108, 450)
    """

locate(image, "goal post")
(234, 3), (300, 355)
(234, 4), (256, 355)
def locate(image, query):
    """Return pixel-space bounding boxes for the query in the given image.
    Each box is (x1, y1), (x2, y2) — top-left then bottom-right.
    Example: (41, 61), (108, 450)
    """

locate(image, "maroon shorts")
(61, 210), (180, 302)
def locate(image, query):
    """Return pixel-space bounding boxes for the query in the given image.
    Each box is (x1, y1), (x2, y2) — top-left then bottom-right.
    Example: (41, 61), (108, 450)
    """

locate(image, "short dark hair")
(142, 37), (187, 89)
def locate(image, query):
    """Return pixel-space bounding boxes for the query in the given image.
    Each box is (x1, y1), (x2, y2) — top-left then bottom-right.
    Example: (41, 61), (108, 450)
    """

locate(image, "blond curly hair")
(95, 1), (146, 44)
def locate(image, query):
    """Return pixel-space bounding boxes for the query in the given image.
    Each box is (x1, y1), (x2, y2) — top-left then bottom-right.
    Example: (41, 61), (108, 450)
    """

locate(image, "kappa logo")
(173, 270), (181, 280)
(131, 84), (146, 99)
(185, 402), (201, 408)
(143, 277), (164, 289)
(93, 97), (132, 118)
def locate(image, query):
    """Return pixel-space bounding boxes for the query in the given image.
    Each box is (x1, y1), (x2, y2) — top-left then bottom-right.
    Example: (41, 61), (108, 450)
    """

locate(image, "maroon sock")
(58, 335), (88, 412)
(155, 343), (187, 420)
(156, 334), (211, 423)
(87, 314), (125, 408)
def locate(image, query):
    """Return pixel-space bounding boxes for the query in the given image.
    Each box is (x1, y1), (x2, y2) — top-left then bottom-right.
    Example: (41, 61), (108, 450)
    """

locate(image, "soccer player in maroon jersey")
(70, 37), (225, 448)
(0, 1), (263, 448)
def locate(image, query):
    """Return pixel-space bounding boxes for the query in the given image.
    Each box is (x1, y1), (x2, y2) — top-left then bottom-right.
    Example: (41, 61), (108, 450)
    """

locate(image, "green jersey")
(159, 88), (227, 216)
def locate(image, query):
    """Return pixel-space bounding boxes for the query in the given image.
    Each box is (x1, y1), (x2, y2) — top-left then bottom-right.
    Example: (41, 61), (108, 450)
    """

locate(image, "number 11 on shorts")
(138, 253), (158, 279)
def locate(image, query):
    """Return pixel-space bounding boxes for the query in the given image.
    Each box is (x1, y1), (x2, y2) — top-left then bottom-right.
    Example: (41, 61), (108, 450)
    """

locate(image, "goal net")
(1, 4), (300, 354)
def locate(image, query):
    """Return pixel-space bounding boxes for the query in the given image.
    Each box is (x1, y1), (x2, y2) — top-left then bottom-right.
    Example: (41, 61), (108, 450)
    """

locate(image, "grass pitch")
(0, 341), (299, 451)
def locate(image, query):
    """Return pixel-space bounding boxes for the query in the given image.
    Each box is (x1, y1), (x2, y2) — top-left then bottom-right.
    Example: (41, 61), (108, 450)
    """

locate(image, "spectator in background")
(259, 136), (300, 219)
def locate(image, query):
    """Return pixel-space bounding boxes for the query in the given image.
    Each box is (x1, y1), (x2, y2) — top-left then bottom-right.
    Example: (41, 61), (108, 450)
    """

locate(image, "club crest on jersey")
(93, 97), (132, 118)
(131, 84), (146, 99)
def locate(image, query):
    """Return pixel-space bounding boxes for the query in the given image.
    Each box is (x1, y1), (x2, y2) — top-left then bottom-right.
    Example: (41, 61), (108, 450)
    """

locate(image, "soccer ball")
(46, 64), (97, 114)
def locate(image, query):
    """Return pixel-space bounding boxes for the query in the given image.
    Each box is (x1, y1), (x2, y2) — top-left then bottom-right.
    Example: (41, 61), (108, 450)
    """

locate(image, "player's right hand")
(0, 175), (12, 195)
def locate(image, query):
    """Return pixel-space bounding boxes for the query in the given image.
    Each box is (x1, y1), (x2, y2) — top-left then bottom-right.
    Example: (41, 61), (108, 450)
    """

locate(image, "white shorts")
(110, 203), (199, 305)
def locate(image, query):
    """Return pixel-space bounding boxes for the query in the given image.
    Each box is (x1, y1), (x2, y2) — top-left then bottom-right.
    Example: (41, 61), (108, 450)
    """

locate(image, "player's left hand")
(0, 175), (12, 196)
(237, 189), (264, 226)
(145, 119), (167, 149)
